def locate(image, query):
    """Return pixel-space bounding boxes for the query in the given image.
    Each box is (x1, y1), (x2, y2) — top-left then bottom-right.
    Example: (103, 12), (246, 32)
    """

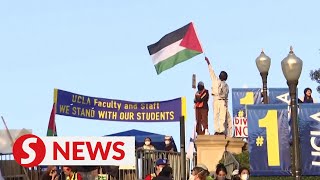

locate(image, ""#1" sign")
(13, 134), (135, 168)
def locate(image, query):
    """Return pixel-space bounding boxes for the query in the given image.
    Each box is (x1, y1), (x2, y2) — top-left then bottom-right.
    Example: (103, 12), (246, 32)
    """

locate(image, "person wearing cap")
(189, 164), (213, 180)
(205, 57), (231, 136)
(164, 136), (176, 152)
(194, 81), (209, 135)
(153, 166), (173, 180)
(145, 159), (169, 180)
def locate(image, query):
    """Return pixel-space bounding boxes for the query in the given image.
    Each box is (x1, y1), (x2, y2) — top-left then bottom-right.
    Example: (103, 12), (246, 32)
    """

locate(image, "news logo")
(13, 134), (46, 167)
(13, 134), (135, 168)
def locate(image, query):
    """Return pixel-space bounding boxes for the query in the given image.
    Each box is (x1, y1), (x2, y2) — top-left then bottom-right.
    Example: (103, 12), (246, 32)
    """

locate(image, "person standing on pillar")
(205, 57), (231, 136)
(194, 81), (209, 135)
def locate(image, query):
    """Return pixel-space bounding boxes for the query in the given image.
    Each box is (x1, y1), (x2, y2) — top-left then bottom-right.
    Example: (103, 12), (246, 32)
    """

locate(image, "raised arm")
(205, 57), (219, 82)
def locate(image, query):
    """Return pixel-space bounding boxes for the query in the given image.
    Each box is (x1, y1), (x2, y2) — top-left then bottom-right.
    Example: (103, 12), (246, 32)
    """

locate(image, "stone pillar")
(195, 135), (245, 172)
(225, 137), (246, 154)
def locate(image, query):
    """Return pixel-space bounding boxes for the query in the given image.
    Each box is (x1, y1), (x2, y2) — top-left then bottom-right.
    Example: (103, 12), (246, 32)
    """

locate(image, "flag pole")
(53, 104), (57, 137)
(180, 116), (186, 180)
(1, 117), (15, 146)
(53, 89), (56, 136)
(186, 74), (198, 161)
(53, 89), (58, 136)
(1, 116), (31, 180)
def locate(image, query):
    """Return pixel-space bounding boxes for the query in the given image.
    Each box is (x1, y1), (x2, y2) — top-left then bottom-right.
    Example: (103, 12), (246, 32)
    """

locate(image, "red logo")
(12, 136), (135, 166)
(13, 134), (46, 168)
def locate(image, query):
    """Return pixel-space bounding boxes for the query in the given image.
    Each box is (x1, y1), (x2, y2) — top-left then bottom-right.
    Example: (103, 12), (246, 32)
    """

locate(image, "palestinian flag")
(148, 22), (203, 74)
(46, 103), (57, 136)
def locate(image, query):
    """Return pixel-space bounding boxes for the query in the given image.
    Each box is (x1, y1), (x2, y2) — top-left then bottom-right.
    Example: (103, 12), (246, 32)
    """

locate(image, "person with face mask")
(214, 164), (230, 180)
(194, 81), (209, 135)
(164, 136), (176, 152)
(137, 137), (156, 175)
(205, 57), (232, 136)
(140, 137), (156, 151)
(145, 159), (169, 180)
(231, 167), (250, 180)
(238, 167), (250, 180)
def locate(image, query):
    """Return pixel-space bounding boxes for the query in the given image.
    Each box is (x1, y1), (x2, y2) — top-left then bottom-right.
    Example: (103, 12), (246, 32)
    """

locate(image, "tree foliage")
(231, 151), (318, 180)
(310, 69), (320, 94)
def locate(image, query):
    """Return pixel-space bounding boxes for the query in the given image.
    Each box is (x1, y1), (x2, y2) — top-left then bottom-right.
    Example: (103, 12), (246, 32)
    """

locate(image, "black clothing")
(41, 173), (57, 180)
(153, 177), (172, 180)
(164, 144), (177, 152)
(194, 89), (209, 109)
(304, 96), (314, 103)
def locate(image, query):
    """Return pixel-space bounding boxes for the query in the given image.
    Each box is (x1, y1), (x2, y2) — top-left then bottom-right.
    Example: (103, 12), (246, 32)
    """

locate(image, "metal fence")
(0, 151), (239, 180)
(135, 149), (197, 180)
(0, 153), (41, 180)
(0, 150), (197, 180)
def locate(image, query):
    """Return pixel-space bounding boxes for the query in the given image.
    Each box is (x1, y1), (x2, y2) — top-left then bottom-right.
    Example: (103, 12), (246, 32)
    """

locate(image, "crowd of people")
(36, 136), (176, 180)
(41, 166), (83, 180)
(142, 158), (250, 180)
(189, 163), (250, 180)
(2, 60), (317, 180)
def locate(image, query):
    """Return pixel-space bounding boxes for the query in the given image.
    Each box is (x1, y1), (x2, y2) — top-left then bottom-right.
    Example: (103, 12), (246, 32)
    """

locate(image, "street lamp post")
(256, 49), (271, 104)
(281, 46), (303, 180)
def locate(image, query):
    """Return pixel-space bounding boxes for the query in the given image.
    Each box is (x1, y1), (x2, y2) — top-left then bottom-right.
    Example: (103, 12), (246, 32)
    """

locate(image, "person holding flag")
(204, 57), (232, 136)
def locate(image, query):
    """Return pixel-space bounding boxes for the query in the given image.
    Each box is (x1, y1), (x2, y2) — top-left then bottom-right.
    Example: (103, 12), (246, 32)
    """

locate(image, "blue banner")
(299, 103), (320, 175)
(268, 88), (292, 142)
(247, 104), (291, 176)
(232, 88), (262, 137)
(54, 89), (186, 122)
(268, 88), (290, 104)
(268, 88), (299, 104)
